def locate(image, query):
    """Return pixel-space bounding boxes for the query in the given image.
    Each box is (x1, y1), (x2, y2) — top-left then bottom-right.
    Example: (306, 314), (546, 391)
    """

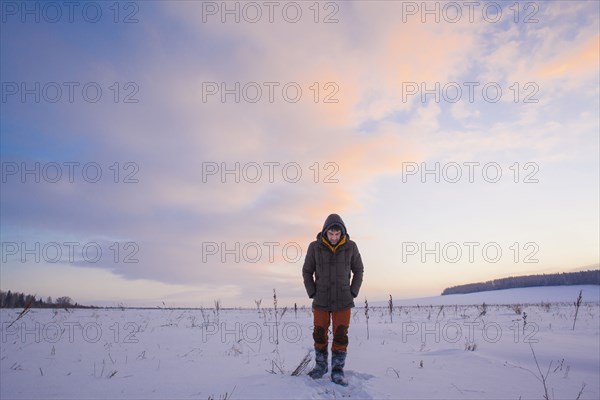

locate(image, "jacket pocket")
(314, 283), (329, 307)
(340, 284), (353, 306)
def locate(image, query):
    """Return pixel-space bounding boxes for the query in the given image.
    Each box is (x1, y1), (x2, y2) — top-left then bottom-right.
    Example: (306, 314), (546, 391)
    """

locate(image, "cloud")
(2, 1), (598, 305)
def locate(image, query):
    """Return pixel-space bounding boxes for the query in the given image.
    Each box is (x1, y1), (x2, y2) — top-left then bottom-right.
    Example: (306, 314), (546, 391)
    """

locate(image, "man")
(302, 213), (364, 386)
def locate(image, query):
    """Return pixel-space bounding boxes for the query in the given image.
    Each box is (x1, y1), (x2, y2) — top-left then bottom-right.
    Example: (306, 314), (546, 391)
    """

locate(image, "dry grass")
(291, 351), (312, 376)
(7, 297), (35, 329)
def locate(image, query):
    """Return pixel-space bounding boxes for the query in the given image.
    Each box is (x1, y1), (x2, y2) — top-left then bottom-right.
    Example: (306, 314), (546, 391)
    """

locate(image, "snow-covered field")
(1, 285), (599, 399)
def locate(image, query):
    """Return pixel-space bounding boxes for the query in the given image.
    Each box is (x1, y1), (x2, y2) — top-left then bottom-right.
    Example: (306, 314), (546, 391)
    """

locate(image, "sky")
(1, 0), (599, 308)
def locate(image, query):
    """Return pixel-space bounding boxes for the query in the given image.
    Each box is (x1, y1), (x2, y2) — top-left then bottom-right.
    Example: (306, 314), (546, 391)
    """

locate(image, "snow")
(385, 284), (600, 306)
(1, 285), (599, 399)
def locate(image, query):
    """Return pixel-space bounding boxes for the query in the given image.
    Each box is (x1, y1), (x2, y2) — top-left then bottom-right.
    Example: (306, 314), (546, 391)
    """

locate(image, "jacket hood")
(317, 213), (348, 239)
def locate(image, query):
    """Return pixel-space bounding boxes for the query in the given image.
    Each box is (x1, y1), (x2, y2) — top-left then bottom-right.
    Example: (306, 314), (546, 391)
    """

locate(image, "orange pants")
(312, 308), (351, 352)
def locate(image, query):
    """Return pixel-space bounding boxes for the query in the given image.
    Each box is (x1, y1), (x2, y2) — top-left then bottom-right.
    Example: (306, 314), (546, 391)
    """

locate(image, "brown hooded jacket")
(302, 214), (364, 311)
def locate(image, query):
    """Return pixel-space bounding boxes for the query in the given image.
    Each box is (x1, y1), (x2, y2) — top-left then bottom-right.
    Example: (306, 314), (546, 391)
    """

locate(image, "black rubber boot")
(331, 350), (348, 386)
(308, 348), (328, 379)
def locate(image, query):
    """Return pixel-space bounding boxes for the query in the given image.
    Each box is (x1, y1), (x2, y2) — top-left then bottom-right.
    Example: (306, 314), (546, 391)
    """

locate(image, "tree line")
(441, 269), (600, 295)
(0, 290), (92, 308)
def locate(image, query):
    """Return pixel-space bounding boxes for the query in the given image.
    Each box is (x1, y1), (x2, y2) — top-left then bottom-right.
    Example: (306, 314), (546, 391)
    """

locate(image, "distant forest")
(0, 290), (93, 309)
(441, 269), (600, 295)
